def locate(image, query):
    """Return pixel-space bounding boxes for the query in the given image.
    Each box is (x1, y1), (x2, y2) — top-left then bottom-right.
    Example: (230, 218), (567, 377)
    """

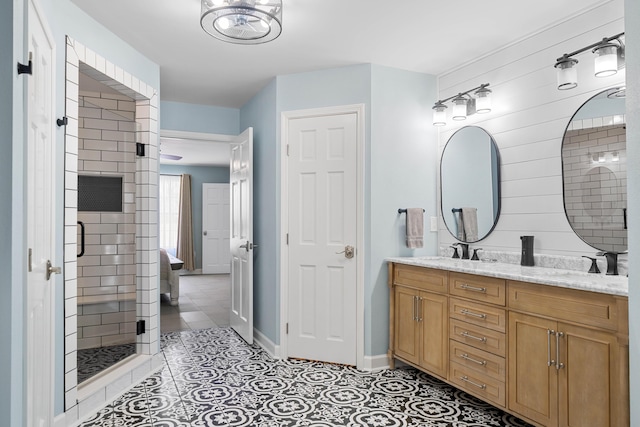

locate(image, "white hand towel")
(461, 207), (478, 242)
(406, 208), (424, 249)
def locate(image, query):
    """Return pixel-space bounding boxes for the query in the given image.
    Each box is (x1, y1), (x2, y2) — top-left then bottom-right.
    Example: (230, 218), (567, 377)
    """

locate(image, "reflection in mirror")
(562, 87), (627, 252)
(441, 126), (501, 242)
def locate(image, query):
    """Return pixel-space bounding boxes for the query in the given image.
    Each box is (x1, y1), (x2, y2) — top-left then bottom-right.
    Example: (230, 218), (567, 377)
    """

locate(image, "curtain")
(176, 174), (195, 270)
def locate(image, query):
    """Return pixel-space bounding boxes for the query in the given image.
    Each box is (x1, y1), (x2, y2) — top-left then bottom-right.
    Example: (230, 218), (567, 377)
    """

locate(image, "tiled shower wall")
(562, 121), (627, 252)
(76, 91), (138, 350)
(64, 37), (161, 423)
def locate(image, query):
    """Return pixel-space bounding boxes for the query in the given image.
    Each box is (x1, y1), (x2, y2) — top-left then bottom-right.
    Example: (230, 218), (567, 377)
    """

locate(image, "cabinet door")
(558, 322), (620, 427)
(394, 286), (419, 364)
(418, 291), (448, 378)
(508, 312), (558, 427)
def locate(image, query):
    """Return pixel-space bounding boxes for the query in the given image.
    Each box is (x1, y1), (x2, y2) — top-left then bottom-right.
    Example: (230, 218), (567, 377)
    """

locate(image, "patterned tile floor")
(77, 343), (137, 383)
(81, 327), (532, 427)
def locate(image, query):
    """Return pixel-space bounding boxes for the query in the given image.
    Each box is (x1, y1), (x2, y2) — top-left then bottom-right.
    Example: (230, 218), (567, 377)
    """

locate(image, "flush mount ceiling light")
(554, 32), (624, 90)
(201, 0), (283, 44)
(432, 83), (492, 127)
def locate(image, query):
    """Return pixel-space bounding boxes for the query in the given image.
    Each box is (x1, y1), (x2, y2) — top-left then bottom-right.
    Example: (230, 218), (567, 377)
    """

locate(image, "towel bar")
(398, 208), (425, 214)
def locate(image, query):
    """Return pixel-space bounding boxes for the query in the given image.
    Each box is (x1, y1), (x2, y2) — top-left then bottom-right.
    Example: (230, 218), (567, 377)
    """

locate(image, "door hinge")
(28, 248), (32, 272)
(286, 144), (289, 156)
(286, 323), (289, 334)
(286, 233), (289, 245)
(136, 320), (146, 335)
(17, 53), (33, 75)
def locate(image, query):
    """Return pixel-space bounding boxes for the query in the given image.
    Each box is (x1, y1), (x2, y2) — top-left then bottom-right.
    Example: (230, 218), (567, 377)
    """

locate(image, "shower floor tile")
(77, 342), (137, 383)
(79, 327), (533, 427)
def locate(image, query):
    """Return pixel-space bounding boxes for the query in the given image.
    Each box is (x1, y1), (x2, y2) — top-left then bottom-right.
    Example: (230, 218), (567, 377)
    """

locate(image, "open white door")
(26, 0), (56, 425)
(230, 128), (254, 343)
(202, 183), (230, 274)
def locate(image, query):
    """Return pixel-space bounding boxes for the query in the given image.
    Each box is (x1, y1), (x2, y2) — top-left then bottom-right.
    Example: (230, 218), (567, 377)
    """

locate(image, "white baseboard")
(54, 412), (67, 427)
(253, 328), (281, 359)
(361, 354), (390, 372)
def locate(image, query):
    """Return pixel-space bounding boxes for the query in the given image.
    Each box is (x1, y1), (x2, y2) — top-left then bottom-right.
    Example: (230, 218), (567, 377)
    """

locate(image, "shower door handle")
(77, 221), (85, 258)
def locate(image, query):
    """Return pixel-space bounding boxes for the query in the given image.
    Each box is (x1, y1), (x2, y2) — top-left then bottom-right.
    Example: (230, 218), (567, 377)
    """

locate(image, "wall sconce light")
(554, 32), (624, 90)
(432, 83), (491, 126)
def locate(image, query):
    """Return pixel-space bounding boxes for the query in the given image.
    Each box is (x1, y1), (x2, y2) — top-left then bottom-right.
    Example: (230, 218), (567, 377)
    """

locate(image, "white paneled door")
(230, 128), (254, 344)
(202, 183), (230, 274)
(287, 112), (358, 366)
(26, 0), (56, 425)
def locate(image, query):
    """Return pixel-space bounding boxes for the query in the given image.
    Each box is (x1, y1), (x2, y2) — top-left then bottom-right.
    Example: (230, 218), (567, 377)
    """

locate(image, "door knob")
(46, 260), (61, 280)
(239, 240), (255, 252)
(203, 230), (207, 236)
(336, 245), (355, 259)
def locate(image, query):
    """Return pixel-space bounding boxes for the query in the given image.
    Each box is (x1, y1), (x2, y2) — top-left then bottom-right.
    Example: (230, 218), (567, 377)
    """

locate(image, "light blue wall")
(159, 164), (230, 269)
(161, 100), (239, 135)
(625, 0), (639, 424)
(240, 64), (438, 356)
(369, 65), (437, 355)
(4, 1), (26, 426)
(239, 78), (278, 342)
(276, 64), (372, 347)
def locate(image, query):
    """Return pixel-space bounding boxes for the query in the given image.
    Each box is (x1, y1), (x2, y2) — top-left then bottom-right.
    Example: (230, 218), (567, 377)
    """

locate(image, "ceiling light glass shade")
(555, 57), (578, 90)
(593, 43), (618, 77)
(474, 86), (492, 114)
(452, 96), (468, 121)
(201, 0), (283, 44)
(432, 102), (447, 126)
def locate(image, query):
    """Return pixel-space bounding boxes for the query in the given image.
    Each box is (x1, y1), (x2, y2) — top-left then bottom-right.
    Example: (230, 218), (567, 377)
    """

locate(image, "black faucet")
(581, 256), (600, 274)
(471, 248), (482, 261)
(454, 243), (469, 260)
(450, 246), (460, 259)
(597, 251), (619, 276)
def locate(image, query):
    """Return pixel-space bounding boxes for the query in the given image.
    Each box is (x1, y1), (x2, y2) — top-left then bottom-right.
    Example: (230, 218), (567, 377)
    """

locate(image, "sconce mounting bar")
(435, 83), (490, 105)
(556, 32), (625, 63)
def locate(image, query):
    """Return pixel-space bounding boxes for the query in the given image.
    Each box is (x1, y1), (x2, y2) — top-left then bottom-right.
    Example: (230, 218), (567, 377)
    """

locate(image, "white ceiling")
(72, 0), (608, 166)
(159, 133), (234, 166)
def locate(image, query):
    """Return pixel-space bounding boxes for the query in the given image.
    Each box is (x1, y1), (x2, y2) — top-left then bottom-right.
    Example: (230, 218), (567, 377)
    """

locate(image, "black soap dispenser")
(520, 235), (534, 266)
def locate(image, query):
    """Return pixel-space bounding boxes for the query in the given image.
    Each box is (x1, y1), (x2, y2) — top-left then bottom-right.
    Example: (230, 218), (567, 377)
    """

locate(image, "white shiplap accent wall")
(437, 0), (626, 258)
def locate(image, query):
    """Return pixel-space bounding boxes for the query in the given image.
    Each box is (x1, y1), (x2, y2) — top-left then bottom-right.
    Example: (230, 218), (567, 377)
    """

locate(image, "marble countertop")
(386, 256), (629, 297)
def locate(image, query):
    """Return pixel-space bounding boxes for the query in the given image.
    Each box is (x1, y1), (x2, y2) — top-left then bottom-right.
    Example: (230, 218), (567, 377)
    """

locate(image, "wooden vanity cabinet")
(508, 281), (629, 427)
(389, 264), (448, 379)
(388, 262), (629, 427)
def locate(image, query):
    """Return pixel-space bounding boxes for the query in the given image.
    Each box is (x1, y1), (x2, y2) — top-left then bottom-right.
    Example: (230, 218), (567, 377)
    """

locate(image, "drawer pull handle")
(460, 283), (487, 293)
(460, 375), (486, 390)
(460, 331), (487, 343)
(460, 309), (487, 319)
(460, 353), (487, 366)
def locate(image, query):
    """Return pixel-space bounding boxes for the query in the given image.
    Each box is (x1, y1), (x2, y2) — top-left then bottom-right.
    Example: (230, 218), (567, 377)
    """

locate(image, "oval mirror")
(561, 86), (627, 252)
(441, 126), (501, 242)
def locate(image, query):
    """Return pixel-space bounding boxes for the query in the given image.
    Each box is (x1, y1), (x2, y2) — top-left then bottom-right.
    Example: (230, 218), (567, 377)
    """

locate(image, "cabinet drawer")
(450, 298), (506, 332)
(449, 361), (506, 408)
(450, 319), (506, 357)
(450, 340), (505, 382)
(508, 281), (621, 331)
(449, 272), (506, 306)
(393, 263), (448, 293)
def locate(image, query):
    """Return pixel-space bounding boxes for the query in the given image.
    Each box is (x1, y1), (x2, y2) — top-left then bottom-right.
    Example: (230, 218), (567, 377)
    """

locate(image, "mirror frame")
(440, 125), (502, 243)
(560, 86), (627, 252)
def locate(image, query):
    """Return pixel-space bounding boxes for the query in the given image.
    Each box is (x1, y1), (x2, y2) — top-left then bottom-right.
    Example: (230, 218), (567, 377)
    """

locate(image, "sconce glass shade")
(452, 96), (468, 121)
(555, 57), (579, 90)
(432, 102), (447, 126)
(593, 43), (618, 77)
(201, 0), (283, 44)
(474, 86), (492, 114)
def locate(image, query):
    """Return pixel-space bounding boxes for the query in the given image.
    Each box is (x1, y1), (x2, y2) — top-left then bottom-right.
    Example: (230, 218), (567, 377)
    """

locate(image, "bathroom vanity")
(387, 257), (629, 427)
